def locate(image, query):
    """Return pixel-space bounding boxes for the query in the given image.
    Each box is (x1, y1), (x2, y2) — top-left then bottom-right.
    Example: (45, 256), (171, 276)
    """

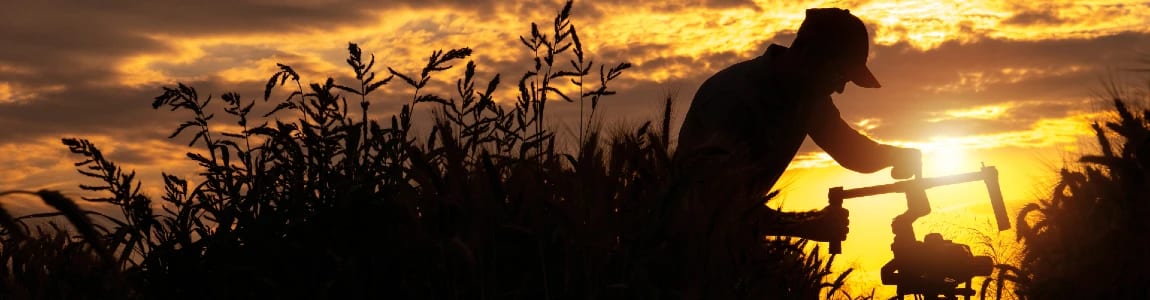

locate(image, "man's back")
(675, 44), (831, 194)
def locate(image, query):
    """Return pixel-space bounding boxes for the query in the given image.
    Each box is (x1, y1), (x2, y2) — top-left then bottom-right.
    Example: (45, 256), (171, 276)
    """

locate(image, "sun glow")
(923, 141), (972, 176)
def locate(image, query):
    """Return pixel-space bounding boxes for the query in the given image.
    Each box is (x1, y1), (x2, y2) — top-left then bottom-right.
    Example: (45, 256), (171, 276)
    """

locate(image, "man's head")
(786, 8), (880, 95)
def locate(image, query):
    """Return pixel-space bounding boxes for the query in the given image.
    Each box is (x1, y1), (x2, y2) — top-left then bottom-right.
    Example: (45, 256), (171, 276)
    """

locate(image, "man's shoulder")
(697, 47), (781, 91)
(764, 43), (788, 57)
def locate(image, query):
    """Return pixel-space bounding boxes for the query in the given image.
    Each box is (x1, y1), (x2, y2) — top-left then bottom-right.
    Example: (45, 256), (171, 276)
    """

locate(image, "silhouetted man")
(674, 8), (922, 243)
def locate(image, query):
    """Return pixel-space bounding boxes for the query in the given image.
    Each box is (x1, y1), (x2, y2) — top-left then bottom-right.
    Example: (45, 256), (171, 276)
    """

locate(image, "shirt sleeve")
(807, 96), (894, 173)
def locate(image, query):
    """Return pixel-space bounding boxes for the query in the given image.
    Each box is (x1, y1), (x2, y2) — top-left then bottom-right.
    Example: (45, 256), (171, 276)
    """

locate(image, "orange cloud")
(922, 65), (1091, 93)
(927, 103), (1014, 121)
(0, 82), (66, 104)
(0, 82), (11, 103)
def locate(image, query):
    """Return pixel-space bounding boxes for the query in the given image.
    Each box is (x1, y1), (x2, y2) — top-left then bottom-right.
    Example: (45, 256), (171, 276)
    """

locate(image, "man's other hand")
(797, 206), (849, 243)
(889, 147), (922, 180)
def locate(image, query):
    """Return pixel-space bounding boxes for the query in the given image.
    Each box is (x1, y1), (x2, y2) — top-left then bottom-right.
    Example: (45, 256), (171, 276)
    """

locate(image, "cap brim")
(848, 66), (881, 88)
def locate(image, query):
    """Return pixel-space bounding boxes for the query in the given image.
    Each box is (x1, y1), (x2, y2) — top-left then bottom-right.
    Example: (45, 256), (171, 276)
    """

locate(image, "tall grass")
(0, 1), (853, 299)
(993, 85), (1150, 298)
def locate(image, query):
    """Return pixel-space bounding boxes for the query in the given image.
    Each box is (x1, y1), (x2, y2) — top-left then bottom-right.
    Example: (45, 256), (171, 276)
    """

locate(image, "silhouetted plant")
(0, 1), (852, 299)
(998, 94), (1150, 299)
(0, 190), (129, 298)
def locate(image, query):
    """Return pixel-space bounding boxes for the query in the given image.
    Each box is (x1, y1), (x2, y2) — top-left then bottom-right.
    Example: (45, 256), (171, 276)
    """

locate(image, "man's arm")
(807, 97), (921, 178)
(752, 206), (848, 242)
(808, 97), (894, 173)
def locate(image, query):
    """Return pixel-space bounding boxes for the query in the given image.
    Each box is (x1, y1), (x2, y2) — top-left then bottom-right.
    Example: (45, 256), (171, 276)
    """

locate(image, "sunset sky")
(2, 0), (1149, 297)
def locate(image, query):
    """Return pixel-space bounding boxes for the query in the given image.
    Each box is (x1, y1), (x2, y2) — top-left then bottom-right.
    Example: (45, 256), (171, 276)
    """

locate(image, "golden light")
(923, 140), (972, 176)
(938, 104), (1010, 120)
(0, 82), (12, 103)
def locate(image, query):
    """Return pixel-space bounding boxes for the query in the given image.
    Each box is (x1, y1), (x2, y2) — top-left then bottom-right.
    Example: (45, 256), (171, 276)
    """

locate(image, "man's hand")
(795, 206), (849, 243)
(889, 147), (922, 180)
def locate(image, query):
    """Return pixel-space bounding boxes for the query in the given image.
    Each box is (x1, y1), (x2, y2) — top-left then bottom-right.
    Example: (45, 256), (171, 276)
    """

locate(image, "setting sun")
(924, 140), (972, 176)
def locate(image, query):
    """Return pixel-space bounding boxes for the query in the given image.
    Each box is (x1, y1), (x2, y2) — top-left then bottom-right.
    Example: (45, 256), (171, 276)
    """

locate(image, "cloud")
(854, 0), (1150, 50)
(0, 139), (73, 189)
(1002, 9), (1064, 26)
(833, 31), (1150, 142)
(0, 82), (12, 103)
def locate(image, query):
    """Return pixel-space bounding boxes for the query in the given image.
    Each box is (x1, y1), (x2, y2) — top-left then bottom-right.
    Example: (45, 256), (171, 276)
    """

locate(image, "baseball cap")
(795, 8), (881, 88)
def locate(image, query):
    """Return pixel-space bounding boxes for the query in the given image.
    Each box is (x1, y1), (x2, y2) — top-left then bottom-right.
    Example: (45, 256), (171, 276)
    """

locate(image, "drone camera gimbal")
(826, 166), (1010, 299)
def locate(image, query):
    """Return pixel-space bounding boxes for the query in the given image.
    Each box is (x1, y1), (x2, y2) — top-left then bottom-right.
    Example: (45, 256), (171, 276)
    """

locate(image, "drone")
(827, 165), (1010, 300)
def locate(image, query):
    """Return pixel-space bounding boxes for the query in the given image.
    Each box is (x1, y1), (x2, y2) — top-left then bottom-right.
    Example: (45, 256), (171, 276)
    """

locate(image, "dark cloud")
(1002, 10), (1064, 26)
(0, 84), (162, 142)
(0, 77), (291, 165)
(0, 0), (373, 111)
(705, 0), (758, 9)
